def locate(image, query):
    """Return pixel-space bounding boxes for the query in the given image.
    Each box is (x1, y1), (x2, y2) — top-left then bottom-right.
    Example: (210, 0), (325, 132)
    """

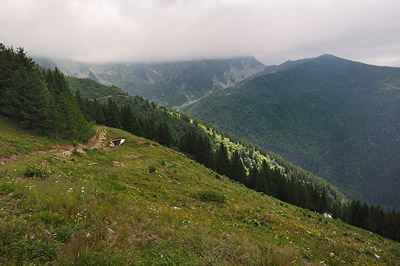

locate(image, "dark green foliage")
(45, 69), (92, 142)
(214, 143), (230, 177)
(0, 44), (93, 142)
(120, 104), (141, 136)
(229, 151), (246, 184)
(156, 122), (174, 147)
(195, 191), (225, 203)
(24, 165), (49, 179)
(336, 200), (400, 242)
(148, 165), (157, 173)
(104, 98), (121, 129)
(179, 131), (214, 168)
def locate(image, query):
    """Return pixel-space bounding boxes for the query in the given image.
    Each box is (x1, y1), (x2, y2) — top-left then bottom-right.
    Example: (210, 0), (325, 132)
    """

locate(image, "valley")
(34, 56), (265, 109)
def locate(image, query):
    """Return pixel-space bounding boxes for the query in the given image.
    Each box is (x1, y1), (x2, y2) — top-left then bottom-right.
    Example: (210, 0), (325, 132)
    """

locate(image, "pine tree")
(156, 122), (173, 147)
(121, 104), (140, 135)
(229, 150), (246, 184)
(197, 136), (214, 169)
(214, 143), (230, 177)
(255, 160), (269, 193)
(104, 98), (121, 129)
(247, 164), (258, 189)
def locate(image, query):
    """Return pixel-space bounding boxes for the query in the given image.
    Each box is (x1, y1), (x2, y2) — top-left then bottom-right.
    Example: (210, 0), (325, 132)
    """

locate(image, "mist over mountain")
(34, 57), (265, 109)
(183, 54), (400, 209)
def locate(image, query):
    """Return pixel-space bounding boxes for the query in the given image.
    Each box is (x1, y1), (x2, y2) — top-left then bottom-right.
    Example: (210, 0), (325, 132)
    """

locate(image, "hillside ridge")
(1, 116), (400, 265)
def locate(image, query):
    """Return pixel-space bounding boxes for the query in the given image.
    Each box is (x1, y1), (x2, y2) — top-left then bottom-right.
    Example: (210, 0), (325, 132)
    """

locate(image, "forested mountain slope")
(183, 54), (400, 209)
(34, 56), (265, 109)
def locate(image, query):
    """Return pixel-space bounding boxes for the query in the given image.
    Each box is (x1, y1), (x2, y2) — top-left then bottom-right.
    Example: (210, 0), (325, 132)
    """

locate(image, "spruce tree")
(214, 143), (230, 177)
(229, 150), (246, 184)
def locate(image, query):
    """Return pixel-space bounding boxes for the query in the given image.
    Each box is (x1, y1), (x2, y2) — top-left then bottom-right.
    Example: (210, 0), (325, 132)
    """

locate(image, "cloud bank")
(1, 0), (400, 66)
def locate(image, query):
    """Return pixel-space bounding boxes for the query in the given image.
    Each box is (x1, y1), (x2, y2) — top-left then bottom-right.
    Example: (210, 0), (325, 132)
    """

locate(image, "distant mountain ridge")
(34, 56), (265, 109)
(183, 54), (400, 209)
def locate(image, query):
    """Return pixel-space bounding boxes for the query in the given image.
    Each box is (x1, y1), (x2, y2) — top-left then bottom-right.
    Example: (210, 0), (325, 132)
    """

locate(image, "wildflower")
(67, 188), (73, 194)
(81, 187), (85, 193)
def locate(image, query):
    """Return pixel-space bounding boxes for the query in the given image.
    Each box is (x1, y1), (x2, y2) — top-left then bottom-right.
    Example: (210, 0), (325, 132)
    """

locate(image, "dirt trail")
(1, 127), (108, 164)
(55, 127), (107, 159)
(90, 127), (107, 150)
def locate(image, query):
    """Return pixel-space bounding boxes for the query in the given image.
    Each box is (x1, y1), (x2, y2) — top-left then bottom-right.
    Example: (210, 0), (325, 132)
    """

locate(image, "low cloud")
(1, 0), (399, 66)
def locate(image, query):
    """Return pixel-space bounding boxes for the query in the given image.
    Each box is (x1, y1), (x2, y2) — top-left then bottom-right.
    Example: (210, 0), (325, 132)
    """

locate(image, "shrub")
(24, 165), (49, 179)
(242, 217), (262, 226)
(195, 191), (225, 203)
(71, 149), (81, 157)
(148, 165), (157, 173)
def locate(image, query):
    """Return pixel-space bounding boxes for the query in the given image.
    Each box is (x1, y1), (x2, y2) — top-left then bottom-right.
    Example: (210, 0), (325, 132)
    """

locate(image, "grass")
(1, 119), (400, 265)
(0, 116), (54, 156)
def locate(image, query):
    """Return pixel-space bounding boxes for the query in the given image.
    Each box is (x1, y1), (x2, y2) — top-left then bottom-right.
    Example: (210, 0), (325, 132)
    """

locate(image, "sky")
(1, 0), (400, 66)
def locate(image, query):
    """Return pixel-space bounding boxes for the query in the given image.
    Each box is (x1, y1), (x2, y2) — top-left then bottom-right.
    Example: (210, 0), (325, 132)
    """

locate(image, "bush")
(24, 165), (49, 179)
(195, 191), (225, 203)
(71, 149), (81, 157)
(242, 217), (262, 226)
(148, 165), (157, 173)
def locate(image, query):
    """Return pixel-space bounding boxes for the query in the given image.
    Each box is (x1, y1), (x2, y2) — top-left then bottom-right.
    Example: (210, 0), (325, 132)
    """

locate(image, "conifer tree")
(156, 122), (173, 147)
(229, 150), (246, 183)
(121, 104), (140, 135)
(255, 160), (269, 193)
(104, 98), (121, 129)
(247, 164), (258, 189)
(214, 143), (230, 177)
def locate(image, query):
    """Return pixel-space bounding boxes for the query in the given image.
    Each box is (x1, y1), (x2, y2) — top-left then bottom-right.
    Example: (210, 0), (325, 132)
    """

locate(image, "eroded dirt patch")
(112, 161), (125, 167)
(138, 141), (159, 147)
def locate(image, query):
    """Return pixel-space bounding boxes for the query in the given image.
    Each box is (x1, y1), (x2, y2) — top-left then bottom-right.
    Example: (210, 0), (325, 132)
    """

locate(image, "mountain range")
(34, 56), (265, 109)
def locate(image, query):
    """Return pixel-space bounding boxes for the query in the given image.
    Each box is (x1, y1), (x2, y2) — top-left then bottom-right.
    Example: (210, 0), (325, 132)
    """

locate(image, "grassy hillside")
(1, 116), (400, 265)
(183, 55), (400, 209)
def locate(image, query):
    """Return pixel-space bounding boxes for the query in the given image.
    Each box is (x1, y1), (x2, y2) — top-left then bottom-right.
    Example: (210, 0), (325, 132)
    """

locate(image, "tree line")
(0, 44), (93, 142)
(75, 94), (174, 147)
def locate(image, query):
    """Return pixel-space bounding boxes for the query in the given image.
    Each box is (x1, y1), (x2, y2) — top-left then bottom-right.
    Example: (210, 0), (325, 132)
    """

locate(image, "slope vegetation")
(1, 116), (400, 265)
(183, 55), (400, 209)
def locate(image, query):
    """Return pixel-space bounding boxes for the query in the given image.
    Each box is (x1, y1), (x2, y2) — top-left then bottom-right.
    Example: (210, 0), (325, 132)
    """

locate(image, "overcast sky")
(1, 0), (400, 66)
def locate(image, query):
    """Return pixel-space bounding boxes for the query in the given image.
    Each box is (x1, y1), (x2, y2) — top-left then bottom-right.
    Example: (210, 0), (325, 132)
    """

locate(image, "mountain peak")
(317, 54), (339, 59)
